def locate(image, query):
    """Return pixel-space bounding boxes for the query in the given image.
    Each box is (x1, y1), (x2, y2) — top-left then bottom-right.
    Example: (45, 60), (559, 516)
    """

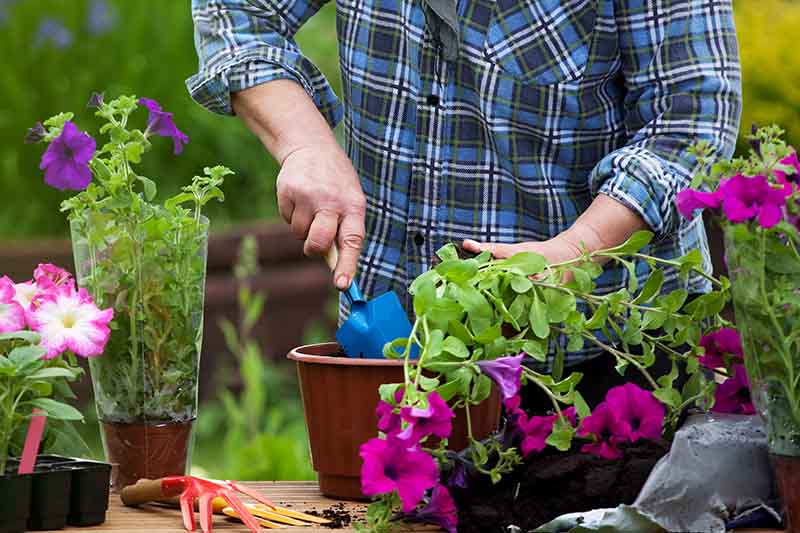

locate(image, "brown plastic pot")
(288, 342), (502, 500)
(771, 453), (800, 531)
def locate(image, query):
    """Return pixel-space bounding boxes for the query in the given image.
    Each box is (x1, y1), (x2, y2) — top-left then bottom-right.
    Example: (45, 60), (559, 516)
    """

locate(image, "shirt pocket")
(483, 0), (597, 86)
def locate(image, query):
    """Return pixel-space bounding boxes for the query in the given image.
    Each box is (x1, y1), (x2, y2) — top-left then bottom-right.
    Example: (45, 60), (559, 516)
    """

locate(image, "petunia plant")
(358, 229), (751, 532)
(27, 93), (231, 424)
(678, 125), (800, 455)
(0, 264), (113, 475)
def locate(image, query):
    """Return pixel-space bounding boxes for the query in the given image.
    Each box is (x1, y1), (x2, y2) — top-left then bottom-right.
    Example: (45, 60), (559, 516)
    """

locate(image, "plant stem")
(522, 368), (566, 421)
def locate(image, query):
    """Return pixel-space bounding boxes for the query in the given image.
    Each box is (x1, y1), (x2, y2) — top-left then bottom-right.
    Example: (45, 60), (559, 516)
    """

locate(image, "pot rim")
(287, 342), (411, 366)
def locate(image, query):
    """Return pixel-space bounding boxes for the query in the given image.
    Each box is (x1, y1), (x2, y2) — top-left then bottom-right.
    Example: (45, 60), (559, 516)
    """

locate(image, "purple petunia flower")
(676, 188), (722, 220)
(519, 407), (576, 456)
(359, 436), (439, 513)
(34, 18), (73, 49)
(577, 402), (631, 460)
(712, 364), (756, 415)
(138, 97), (189, 154)
(39, 121), (96, 191)
(605, 383), (665, 442)
(398, 392), (454, 443)
(698, 328), (743, 369)
(86, 91), (105, 109)
(718, 174), (793, 228)
(476, 354), (524, 401)
(405, 484), (458, 533)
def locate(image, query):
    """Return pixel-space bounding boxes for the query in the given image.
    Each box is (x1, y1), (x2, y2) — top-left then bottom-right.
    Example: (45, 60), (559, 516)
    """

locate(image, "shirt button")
(426, 95), (440, 106)
(413, 233), (425, 246)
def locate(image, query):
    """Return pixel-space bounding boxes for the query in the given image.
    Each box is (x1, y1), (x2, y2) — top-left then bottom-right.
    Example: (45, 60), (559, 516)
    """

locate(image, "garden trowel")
(325, 245), (413, 359)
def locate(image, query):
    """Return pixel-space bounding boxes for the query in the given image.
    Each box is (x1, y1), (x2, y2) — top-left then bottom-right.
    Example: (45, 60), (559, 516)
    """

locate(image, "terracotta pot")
(101, 420), (194, 492)
(288, 342), (502, 500)
(771, 454), (800, 531)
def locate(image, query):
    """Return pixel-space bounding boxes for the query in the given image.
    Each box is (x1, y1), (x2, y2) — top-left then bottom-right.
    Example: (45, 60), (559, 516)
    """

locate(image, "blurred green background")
(2, 0), (798, 481)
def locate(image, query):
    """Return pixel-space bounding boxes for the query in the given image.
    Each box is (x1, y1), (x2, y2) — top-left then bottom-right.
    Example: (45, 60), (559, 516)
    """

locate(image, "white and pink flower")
(33, 263), (75, 292)
(0, 276), (26, 333)
(12, 280), (38, 310)
(27, 285), (113, 359)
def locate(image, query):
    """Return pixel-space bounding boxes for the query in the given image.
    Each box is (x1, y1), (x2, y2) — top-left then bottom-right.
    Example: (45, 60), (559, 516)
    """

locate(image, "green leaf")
(522, 340), (547, 362)
(29, 399), (83, 421)
(546, 420), (575, 452)
(27, 368), (78, 381)
(528, 292), (550, 339)
(620, 259), (639, 293)
(379, 383), (403, 403)
(164, 192), (195, 211)
(585, 303), (609, 330)
(510, 275), (533, 294)
(434, 380), (461, 402)
(0, 331), (40, 343)
(632, 269), (664, 305)
(442, 336), (469, 358)
(436, 243), (459, 261)
(552, 346), (565, 382)
(498, 252), (547, 276)
(8, 345), (47, 371)
(603, 230), (654, 255)
(418, 375), (440, 392)
(383, 337), (411, 358)
(137, 176), (157, 201)
(447, 320), (473, 344)
(436, 259), (479, 285)
(573, 391), (591, 419)
(543, 289), (576, 324)
(653, 387), (682, 408)
(470, 374), (492, 403)
(615, 358), (630, 376)
(413, 275), (437, 317)
(508, 294), (530, 327)
(570, 266), (593, 293)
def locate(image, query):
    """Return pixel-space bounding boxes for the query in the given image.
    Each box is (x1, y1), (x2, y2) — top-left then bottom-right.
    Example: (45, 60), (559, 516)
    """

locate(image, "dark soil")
(307, 503), (354, 528)
(452, 440), (669, 532)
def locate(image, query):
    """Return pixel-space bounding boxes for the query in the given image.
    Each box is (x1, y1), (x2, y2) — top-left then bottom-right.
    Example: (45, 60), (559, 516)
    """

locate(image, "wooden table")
(44, 481), (783, 532)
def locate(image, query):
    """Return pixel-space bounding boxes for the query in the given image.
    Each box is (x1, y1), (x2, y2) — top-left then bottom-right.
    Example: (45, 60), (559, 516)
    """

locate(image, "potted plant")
(27, 93), (231, 491)
(678, 125), (800, 530)
(340, 229), (749, 532)
(0, 264), (113, 533)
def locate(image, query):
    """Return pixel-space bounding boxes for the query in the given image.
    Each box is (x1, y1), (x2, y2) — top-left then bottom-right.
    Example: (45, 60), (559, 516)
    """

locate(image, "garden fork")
(121, 475), (327, 532)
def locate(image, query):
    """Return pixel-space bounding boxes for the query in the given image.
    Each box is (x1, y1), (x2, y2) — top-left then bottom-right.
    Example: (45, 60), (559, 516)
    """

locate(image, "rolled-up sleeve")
(186, 0), (342, 126)
(589, 0), (742, 238)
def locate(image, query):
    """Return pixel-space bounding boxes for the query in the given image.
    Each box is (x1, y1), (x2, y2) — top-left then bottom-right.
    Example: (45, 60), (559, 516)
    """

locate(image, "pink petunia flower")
(406, 484), (458, 533)
(359, 436), (439, 513)
(33, 263), (75, 293)
(718, 174), (792, 228)
(712, 364), (756, 415)
(774, 152), (800, 184)
(12, 280), (39, 310)
(676, 188), (723, 220)
(397, 392), (455, 443)
(376, 389), (404, 435)
(520, 407), (576, 456)
(577, 402), (631, 460)
(698, 328), (743, 369)
(605, 383), (665, 442)
(476, 354), (524, 401)
(0, 276), (26, 333)
(27, 285), (113, 358)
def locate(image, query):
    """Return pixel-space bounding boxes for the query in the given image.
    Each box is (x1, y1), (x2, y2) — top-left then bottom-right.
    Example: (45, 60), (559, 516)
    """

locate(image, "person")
(187, 0), (741, 389)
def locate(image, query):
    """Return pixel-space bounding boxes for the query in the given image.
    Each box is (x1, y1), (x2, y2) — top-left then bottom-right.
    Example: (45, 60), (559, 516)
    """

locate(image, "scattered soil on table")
(452, 440), (669, 532)
(307, 502), (354, 528)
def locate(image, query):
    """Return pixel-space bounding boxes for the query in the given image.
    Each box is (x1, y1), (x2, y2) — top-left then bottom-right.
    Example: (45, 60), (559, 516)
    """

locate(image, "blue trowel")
(325, 245), (414, 359)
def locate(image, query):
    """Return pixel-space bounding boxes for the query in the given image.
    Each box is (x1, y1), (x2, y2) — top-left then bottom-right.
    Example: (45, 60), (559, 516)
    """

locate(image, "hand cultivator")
(121, 476), (330, 531)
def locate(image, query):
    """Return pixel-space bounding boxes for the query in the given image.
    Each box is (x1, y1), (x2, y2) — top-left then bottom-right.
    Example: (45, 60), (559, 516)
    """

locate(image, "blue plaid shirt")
(188, 0), (741, 364)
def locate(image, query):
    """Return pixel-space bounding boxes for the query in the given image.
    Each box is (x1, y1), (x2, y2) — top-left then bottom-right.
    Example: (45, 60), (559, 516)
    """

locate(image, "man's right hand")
(232, 80), (366, 291)
(277, 143), (366, 290)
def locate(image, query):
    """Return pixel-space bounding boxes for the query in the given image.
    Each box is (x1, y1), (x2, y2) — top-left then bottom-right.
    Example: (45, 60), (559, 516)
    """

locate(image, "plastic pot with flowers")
(678, 126), (800, 530)
(26, 93), (231, 491)
(0, 263), (113, 532)
(326, 225), (755, 532)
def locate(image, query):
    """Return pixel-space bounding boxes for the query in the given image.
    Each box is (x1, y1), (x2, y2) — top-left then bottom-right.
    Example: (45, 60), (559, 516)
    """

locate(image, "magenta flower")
(712, 364), (756, 415)
(605, 383), (665, 442)
(33, 263), (74, 293)
(676, 188), (722, 219)
(503, 395), (526, 425)
(520, 407), (576, 456)
(139, 97), (189, 154)
(359, 437), (439, 512)
(0, 276), (26, 333)
(718, 174), (792, 228)
(398, 392), (455, 443)
(406, 484), (458, 533)
(27, 285), (114, 358)
(578, 402), (631, 460)
(476, 354), (524, 401)
(698, 328), (743, 369)
(39, 121), (96, 191)
(376, 389), (403, 435)
(774, 152), (800, 184)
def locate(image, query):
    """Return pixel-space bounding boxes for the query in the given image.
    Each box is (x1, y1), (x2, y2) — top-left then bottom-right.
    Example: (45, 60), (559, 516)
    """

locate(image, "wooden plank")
(44, 481), (785, 532)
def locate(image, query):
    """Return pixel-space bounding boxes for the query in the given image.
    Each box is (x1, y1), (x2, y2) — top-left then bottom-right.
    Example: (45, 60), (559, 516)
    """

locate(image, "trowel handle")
(324, 243), (365, 303)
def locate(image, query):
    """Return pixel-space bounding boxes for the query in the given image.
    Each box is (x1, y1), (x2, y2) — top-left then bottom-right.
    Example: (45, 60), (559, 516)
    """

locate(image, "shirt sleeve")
(186, 0), (342, 127)
(588, 0), (742, 238)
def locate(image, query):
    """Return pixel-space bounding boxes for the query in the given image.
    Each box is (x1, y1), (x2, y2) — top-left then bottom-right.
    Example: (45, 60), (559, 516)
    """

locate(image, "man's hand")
(462, 194), (648, 265)
(232, 80), (366, 290)
(277, 144), (366, 290)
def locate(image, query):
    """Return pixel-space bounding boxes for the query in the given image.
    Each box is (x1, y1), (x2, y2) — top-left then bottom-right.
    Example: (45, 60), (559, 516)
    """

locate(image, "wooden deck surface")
(45, 481), (783, 532)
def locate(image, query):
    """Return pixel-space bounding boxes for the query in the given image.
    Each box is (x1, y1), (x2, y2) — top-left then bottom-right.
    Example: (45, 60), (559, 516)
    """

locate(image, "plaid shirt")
(188, 0), (742, 365)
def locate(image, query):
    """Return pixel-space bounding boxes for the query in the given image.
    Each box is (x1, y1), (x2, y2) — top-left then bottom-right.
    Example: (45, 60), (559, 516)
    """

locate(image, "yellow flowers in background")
(735, 0), (800, 151)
